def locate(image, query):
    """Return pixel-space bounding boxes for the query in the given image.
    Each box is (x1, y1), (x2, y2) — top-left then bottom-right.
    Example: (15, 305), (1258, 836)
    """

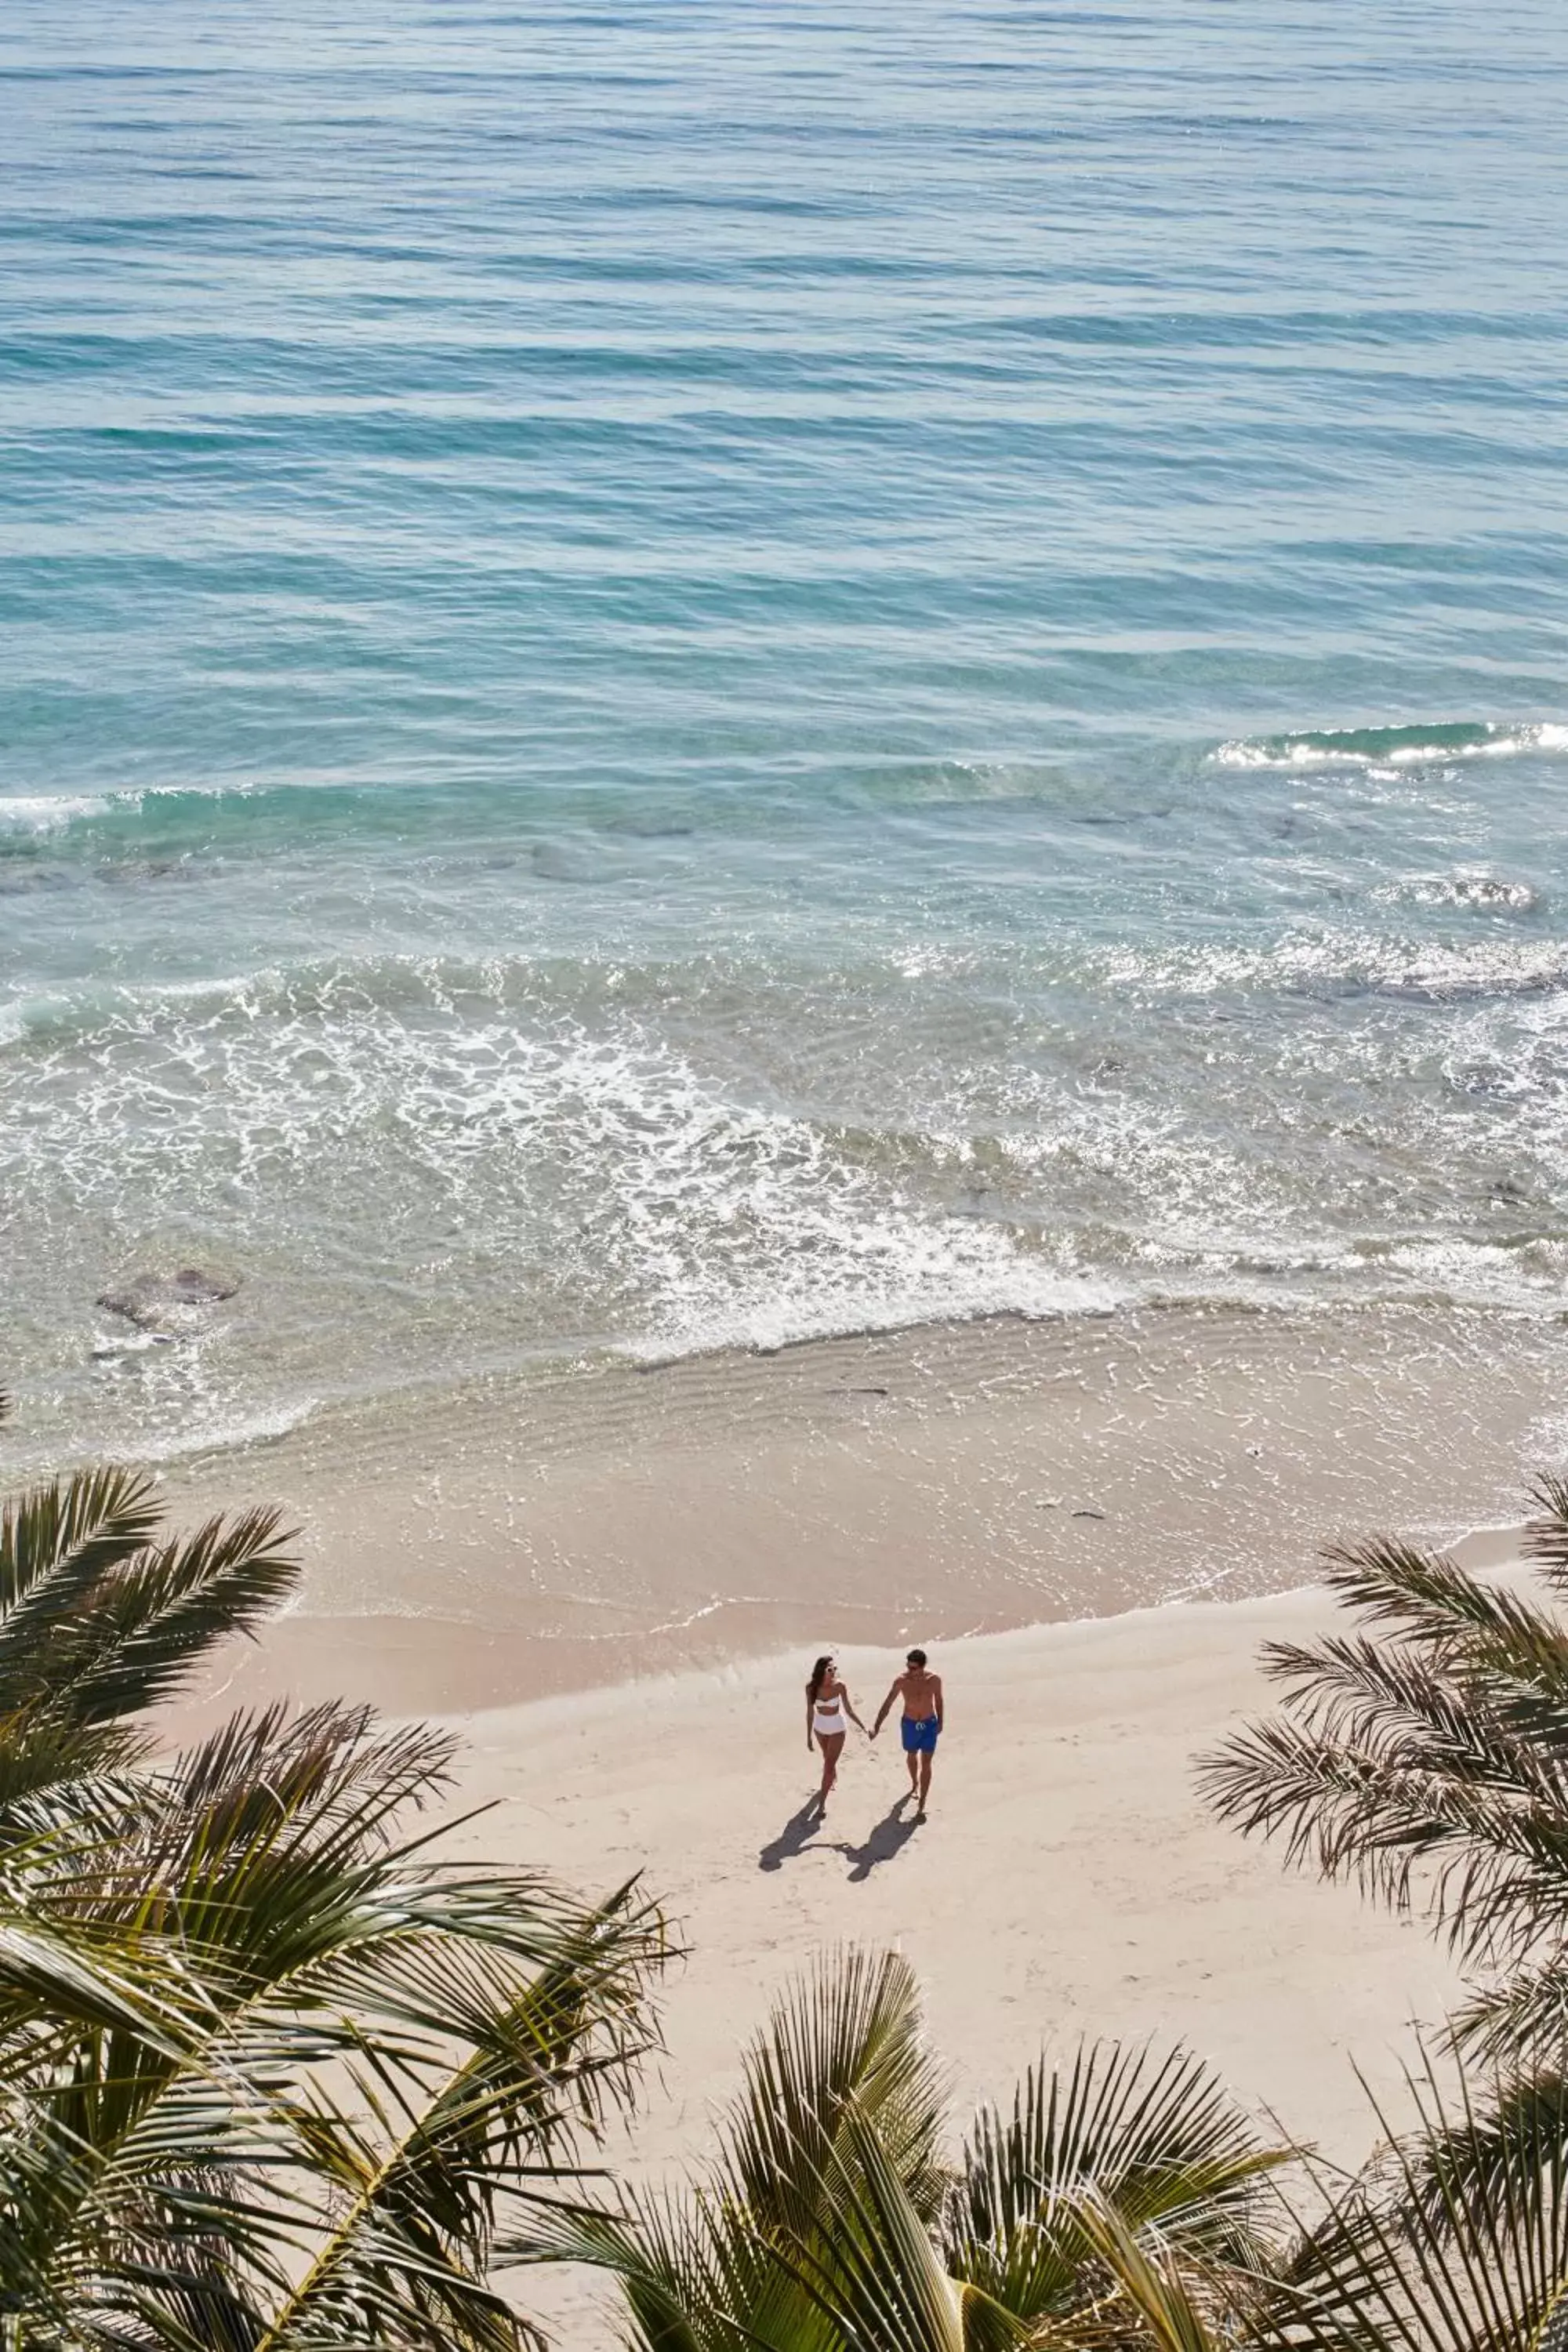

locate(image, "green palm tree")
(1197, 1477), (1568, 2070)
(538, 1948), (1287, 2352)
(544, 1951), (1568, 2352)
(0, 1462), (299, 1824)
(1191, 1477), (1568, 2347)
(0, 1454), (668, 2347)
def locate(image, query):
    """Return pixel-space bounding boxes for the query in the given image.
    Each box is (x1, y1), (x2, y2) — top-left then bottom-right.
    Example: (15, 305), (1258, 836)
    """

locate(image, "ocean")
(4, 0), (1567, 1475)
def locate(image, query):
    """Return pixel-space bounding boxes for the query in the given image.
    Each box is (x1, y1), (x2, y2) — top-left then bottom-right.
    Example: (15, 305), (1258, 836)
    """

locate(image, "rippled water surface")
(3, 0), (1567, 1464)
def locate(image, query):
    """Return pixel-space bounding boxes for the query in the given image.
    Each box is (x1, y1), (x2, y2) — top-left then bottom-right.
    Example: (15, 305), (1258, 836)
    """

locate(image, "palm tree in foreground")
(1199, 1477), (1568, 2070)
(540, 1947), (1286, 2352)
(546, 1948), (1568, 2352)
(1191, 1474), (1568, 2352)
(0, 1454), (667, 2347)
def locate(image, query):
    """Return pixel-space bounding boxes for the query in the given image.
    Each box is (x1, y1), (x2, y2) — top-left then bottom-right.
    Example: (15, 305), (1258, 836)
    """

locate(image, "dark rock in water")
(96, 1267), (241, 1330)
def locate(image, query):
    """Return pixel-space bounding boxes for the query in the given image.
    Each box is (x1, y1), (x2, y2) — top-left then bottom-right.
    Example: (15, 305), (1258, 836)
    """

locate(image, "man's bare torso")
(897, 1668), (941, 1722)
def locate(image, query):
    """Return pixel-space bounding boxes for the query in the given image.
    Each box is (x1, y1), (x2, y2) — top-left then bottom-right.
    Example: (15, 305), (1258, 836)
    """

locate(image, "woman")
(805, 1653), (866, 1814)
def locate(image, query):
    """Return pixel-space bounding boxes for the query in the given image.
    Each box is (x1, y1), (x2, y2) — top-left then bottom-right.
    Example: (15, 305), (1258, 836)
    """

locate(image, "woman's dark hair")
(808, 1654), (833, 1702)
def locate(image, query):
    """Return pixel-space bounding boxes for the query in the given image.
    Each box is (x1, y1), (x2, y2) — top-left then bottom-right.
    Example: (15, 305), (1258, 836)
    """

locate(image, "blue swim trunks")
(901, 1715), (939, 1755)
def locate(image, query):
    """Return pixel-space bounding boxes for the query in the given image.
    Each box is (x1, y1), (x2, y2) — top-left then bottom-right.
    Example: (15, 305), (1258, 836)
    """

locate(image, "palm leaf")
(1525, 1477), (1568, 1600)
(1276, 2049), (1568, 2352)
(1197, 1516), (1568, 1974)
(0, 1465), (162, 1643)
(249, 1883), (661, 2351)
(1449, 1951), (1568, 2072)
(1051, 2187), (1231, 2352)
(0, 1471), (299, 1759)
(519, 1950), (947, 2352)
(779, 2095), (978, 2352)
(719, 1945), (949, 2233)
(945, 2040), (1286, 2326)
(42, 1504), (300, 1726)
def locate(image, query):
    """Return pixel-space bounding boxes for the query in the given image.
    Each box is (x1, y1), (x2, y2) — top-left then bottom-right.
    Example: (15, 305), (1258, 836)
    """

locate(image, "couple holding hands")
(806, 1648), (943, 1823)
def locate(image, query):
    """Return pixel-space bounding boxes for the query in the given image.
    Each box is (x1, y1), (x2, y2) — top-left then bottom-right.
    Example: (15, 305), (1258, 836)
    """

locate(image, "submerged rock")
(96, 1266), (241, 1330)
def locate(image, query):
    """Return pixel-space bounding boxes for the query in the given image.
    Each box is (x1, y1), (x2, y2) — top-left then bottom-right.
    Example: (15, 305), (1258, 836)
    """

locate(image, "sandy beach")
(433, 1583), (1477, 2154)
(9, 8), (1565, 2342)
(176, 1551), (1506, 2343)
(146, 1304), (1557, 2341)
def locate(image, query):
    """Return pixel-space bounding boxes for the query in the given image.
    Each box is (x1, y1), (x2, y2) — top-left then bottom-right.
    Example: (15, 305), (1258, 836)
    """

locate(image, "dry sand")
(187, 1571), (1494, 2346)
(429, 1581), (1479, 2175)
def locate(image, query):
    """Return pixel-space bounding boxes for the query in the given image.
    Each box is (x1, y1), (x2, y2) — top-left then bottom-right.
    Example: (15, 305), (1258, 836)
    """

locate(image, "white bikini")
(812, 1690), (847, 1737)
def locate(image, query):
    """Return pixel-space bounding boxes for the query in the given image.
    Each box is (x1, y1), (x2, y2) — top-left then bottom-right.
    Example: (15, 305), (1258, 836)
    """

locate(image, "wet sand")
(164, 1301), (1568, 1711)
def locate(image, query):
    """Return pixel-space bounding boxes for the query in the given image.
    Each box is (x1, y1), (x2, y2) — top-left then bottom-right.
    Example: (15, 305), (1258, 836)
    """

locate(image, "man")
(871, 1648), (944, 1820)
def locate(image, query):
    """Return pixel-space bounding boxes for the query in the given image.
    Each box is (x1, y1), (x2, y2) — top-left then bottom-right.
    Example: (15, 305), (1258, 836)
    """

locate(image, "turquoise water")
(4, 0), (1568, 1465)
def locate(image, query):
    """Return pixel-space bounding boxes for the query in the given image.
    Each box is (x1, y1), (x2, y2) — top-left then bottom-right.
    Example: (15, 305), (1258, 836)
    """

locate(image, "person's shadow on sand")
(839, 1795), (919, 1882)
(758, 1793), (920, 1879)
(758, 1800), (825, 1871)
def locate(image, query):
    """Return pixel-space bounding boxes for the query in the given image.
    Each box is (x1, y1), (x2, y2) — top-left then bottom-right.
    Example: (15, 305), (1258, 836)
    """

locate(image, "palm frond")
(1525, 1476), (1568, 1599)
(0, 1472), (298, 1770)
(0, 1711), (149, 1832)
(1052, 2187), (1231, 2352)
(45, 1503), (300, 1726)
(1278, 2049), (1568, 2352)
(945, 2040), (1286, 2326)
(719, 1944), (949, 2234)
(0, 1854), (664, 2350)
(1197, 1522), (1568, 1974)
(1320, 1537), (1557, 1657)
(517, 1951), (949, 2352)
(526, 2184), (816, 2352)
(783, 2094), (976, 2352)
(0, 1465), (162, 1643)
(1448, 1951), (1568, 2071)
(0, 1897), (212, 2059)
(249, 1881), (662, 2352)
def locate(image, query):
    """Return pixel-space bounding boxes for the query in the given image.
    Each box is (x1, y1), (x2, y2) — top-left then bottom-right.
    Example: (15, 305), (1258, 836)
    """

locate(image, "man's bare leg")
(916, 1755), (933, 1817)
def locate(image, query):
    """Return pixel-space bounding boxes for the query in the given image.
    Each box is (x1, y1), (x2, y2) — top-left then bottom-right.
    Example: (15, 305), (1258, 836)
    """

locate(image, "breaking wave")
(1212, 721), (1568, 771)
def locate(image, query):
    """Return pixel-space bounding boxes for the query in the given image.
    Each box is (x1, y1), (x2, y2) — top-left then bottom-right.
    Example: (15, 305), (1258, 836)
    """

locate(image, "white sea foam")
(1091, 929), (1568, 1000)
(1213, 722), (1568, 772)
(138, 1397), (321, 1463)
(0, 779), (292, 843)
(8, 910), (1568, 1475)
(1379, 871), (1542, 913)
(0, 793), (114, 833)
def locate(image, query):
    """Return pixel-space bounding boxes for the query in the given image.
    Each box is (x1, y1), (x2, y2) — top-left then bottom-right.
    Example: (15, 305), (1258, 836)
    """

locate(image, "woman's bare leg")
(815, 1730), (844, 1808)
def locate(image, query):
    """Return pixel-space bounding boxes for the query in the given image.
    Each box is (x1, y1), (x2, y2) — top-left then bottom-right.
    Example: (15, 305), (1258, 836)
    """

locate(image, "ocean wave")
(135, 1396), (321, 1465)
(0, 776), (421, 862)
(8, 914), (1568, 1475)
(1212, 720), (1568, 772)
